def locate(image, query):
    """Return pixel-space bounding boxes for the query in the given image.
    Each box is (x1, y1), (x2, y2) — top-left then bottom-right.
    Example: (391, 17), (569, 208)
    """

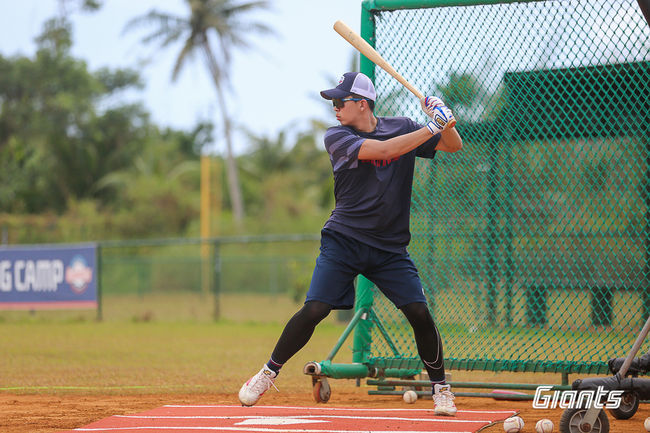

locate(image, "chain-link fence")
(358, 0), (650, 376)
(97, 235), (319, 321)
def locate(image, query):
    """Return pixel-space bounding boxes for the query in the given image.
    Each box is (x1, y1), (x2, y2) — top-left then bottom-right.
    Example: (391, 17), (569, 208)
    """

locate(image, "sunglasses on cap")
(332, 97), (366, 109)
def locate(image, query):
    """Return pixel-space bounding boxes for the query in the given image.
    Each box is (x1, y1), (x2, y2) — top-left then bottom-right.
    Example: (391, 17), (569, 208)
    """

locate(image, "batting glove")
(425, 105), (456, 135)
(420, 96), (445, 117)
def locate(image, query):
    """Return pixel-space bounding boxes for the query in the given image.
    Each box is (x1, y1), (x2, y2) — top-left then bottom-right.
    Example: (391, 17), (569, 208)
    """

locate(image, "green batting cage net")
(308, 0), (650, 393)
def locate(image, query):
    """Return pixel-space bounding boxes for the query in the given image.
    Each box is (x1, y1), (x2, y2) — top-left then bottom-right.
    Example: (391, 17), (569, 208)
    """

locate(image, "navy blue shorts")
(305, 229), (427, 310)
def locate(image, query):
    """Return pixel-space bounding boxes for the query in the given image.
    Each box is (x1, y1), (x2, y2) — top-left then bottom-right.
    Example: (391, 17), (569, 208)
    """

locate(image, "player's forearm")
(437, 127), (463, 153)
(358, 127), (434, 160)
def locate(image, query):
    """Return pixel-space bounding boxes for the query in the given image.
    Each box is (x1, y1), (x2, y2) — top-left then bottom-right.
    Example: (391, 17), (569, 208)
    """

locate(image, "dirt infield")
(2, 388), (648, 433)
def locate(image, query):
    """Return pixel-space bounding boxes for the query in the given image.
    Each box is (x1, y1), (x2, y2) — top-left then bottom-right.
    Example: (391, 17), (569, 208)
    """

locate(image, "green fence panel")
(96, 235), (319, 321)
(359, 0), (650, 375)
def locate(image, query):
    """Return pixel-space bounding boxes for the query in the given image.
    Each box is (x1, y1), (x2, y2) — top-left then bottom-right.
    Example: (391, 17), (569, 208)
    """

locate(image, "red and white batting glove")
(425, 105), (456, 135)
(420, 96), (445, 117)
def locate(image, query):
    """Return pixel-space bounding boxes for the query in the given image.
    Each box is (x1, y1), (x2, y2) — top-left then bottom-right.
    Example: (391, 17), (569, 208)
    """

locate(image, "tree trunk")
(201, 43), (245, 227)
(215, 83), (245, 226)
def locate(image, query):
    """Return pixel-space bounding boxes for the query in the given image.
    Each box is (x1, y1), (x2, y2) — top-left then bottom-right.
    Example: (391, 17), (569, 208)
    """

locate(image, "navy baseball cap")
(320, 72), (377, 101)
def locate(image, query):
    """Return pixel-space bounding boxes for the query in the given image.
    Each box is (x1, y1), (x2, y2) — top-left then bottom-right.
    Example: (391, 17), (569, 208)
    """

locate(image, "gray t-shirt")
(323, 116), (440, 253)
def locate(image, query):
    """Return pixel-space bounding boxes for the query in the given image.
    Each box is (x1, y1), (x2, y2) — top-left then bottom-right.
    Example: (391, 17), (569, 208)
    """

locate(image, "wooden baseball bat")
(333, 20), (425, 100)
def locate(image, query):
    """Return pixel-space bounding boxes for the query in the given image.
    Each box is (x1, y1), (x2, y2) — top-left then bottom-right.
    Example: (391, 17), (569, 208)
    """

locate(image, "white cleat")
(433, 384), (457, 416)
(238, 365), (278, 407)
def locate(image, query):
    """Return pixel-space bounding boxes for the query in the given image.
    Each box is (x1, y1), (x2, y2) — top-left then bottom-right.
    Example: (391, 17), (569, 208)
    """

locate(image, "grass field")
(0, 294), (352, 395)
(0, 321), (354, 392)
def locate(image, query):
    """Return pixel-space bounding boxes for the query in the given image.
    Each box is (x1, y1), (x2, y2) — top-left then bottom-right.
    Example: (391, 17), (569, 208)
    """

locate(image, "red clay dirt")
(1, 389), (648, 433)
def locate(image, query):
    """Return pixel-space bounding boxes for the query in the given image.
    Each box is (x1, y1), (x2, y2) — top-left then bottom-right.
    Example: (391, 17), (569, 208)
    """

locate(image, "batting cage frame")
(304, 0), (650, 401)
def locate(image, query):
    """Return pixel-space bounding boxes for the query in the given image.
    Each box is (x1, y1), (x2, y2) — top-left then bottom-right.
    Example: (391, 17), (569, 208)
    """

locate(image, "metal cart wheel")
(312, 376), (331, 403)
(607, 390), (639, 420)
(559, 407), (610, 433)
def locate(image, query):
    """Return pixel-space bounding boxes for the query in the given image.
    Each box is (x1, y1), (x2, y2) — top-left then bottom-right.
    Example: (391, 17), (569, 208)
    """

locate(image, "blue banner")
(0, 244), (97, 310)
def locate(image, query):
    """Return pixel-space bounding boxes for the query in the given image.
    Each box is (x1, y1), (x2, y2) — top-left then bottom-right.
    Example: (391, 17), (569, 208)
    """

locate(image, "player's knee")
(299, 301), (332, 324)
(401, 302), (433, 328)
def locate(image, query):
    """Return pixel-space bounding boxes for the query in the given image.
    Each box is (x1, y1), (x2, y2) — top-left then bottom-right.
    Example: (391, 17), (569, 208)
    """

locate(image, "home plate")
(63, 404), (518, 433)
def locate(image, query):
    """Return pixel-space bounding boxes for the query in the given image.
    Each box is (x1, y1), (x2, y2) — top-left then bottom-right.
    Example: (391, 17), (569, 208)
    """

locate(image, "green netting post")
(353, 276), (375, 363)
(360, 2), (376, 81)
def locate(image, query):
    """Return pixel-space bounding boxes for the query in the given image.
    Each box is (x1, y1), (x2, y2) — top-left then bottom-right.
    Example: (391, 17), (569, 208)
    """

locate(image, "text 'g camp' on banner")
(0, 244), (97, 310)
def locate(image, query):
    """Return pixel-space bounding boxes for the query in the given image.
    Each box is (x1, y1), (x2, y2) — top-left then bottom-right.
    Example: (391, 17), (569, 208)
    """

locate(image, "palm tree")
(124, 0), (273, 226)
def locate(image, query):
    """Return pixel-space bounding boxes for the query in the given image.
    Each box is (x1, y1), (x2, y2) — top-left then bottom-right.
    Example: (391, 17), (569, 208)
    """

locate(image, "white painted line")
(76, 428), (473, 433)
(162, 404), (516, 415)
(235, 418), (327, 426)
(115, 415), (490, 424)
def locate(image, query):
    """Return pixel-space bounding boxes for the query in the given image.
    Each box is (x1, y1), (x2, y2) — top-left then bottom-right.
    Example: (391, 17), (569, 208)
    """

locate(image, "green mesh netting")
(363, 0), (650, 374)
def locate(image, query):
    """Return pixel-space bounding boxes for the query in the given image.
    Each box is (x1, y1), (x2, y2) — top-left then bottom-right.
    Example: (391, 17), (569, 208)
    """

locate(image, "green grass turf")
(0, 318), (352, 395)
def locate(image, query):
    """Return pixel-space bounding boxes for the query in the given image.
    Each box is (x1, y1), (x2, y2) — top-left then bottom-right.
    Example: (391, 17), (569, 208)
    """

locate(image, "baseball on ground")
(402, 390), (418, 404)
(644, 416), (650, 431)
(503, 416), (524, 433)
(535, 418), (554, 433)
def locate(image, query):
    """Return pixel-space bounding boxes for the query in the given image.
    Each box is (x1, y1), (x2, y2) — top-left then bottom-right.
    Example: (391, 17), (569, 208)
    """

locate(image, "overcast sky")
(0, 0), (362, 153)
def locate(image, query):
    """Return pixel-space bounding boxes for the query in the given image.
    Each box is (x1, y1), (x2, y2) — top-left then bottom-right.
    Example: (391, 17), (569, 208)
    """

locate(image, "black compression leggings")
(271, 301), (332, 365)
(400, 302), (446, 383)
(270, 301), (445, 383)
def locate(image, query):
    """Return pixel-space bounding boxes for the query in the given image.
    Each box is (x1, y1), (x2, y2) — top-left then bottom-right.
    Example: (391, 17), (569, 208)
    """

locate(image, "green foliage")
(436, 72), (484, 108)
(59, 0), (104, 15)
(239, 124), (334, 222)
(0, 8), (337, 244)
(288, 259), (312, 303)
(0, 18), (148, 213)
(160, 122), (214, 158)
(0, 200), (109, 244)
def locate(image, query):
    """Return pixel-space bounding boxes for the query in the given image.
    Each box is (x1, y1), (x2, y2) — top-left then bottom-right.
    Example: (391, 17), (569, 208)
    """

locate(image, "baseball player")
(239, 72), (463, 415)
